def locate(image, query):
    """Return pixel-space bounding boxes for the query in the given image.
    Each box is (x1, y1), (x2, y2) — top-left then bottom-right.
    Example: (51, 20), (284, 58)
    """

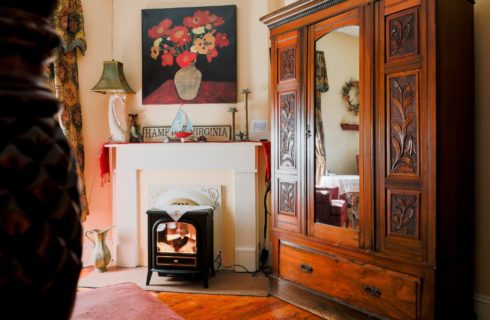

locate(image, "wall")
(112, 0), (271, 139)
(317, 30), (359, 175)
(78, 0), (273, 266)
(78, 0), (114, 264)
(475, 0), (490, 306)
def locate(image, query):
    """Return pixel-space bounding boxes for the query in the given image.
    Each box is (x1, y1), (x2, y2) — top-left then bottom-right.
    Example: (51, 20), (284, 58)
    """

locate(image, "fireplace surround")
(146, 208), (214, 288)
(105, 142), (262, 271)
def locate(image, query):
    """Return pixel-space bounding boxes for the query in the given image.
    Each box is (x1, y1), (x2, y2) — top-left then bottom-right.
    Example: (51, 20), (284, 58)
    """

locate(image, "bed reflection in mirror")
(314, 25), (360, 230)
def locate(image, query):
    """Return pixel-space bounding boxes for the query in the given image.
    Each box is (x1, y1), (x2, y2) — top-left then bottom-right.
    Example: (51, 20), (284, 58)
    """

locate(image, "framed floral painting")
(142, 5), (237, 104)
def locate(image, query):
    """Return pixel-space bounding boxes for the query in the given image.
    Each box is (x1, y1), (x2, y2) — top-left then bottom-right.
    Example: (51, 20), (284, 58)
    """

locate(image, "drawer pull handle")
(364, 285), (381, 297)
(300, 264), (313, 273)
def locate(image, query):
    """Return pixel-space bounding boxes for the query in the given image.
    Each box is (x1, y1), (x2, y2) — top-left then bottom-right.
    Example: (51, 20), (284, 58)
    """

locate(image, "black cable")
(214, 251), (256, 274)
(263, 180), (271, 242)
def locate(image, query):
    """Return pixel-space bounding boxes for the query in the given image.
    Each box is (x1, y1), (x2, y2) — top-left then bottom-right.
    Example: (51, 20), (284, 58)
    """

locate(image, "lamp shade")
(91, 60), (135, 94)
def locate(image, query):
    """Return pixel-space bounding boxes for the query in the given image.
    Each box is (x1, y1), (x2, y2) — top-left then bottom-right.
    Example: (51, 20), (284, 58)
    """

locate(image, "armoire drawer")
(279, 242), (420, 320)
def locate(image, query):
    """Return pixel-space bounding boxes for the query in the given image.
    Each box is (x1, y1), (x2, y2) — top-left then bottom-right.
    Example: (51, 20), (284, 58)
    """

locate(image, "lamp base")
(108, 94), (128, 143)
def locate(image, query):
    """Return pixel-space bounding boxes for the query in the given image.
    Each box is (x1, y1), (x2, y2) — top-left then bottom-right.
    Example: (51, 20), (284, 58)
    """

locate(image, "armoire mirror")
(313, 25), (360, 231)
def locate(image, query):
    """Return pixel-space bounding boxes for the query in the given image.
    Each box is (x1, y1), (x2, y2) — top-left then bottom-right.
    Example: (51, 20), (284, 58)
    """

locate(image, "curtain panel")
(315, 51), (328, 184)
(50, 0), (89, 221)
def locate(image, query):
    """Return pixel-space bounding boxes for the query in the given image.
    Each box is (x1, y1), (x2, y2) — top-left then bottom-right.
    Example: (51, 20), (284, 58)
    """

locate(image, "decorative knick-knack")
(128, 113), (142, 143)
(85, 226), (115, 272)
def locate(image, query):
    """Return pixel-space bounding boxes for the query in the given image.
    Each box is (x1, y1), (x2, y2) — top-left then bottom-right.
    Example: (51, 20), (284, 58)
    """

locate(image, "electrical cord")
(212, 180), (273, 277)
(214, 251), (256, 273)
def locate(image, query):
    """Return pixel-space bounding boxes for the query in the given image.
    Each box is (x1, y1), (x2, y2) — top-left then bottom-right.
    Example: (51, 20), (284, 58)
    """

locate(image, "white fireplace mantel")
(107, 142), (262, 271)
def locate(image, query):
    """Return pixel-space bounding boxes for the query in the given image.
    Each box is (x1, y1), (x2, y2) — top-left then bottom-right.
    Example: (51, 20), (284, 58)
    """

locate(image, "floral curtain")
(315, 51), (329, 184)
(49, 0), (89, 221)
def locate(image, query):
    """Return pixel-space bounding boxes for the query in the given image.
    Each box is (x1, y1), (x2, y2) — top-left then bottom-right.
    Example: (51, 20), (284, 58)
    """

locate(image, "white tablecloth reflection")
(318, 175), (359, 195)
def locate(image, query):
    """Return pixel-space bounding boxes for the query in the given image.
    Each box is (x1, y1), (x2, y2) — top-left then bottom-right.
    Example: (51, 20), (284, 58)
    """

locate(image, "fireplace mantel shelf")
(108, 141), (262, 271)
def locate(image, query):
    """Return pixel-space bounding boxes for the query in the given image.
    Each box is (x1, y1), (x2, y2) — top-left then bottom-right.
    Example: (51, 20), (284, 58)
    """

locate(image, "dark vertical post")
(0, 2), (83, 319)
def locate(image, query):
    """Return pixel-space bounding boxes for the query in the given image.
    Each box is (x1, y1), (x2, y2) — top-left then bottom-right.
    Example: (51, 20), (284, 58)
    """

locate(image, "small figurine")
(237, 131), (246, 141)
(198, 135), (207, 142)
(128, 113), (142, 143)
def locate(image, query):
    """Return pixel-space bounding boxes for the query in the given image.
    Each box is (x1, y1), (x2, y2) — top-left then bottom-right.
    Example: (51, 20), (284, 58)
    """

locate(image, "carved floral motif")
(280, 93), (296, 168)
(390, 75), (417, 174)
(279, 182), (295, 214)
(390, 194), (417, 236)
(389, 11), (417, 57)
(280, 48), (295, 81)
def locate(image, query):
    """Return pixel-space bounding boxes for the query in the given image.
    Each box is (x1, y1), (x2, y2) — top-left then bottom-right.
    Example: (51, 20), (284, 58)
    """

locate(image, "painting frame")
(142, 5), (237, 104)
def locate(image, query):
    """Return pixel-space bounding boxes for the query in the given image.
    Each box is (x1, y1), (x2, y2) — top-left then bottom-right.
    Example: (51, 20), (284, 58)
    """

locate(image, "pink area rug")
(71, 282), (183, 320)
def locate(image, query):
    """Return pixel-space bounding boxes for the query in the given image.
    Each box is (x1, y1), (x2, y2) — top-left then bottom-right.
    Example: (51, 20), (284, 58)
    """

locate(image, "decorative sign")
(143, 125), (231, 142)
(251, 120), (268, 132)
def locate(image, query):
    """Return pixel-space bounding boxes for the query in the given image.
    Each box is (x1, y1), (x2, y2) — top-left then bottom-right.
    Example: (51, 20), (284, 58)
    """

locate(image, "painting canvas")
(142, 6), (237, 104)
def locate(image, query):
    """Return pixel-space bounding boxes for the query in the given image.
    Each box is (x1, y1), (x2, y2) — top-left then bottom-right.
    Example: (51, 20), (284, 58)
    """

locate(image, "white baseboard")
(475, 294), (490, 320)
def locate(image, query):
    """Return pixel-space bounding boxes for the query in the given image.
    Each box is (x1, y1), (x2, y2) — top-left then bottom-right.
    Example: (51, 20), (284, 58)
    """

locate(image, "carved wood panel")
(388, 72), (418, 175)
(279, 181), (296, 215)
(387, 190), (419, 238)
(279, 92), (297, 169)
(387, 8), (418, 60)
(279, 48), (296, 82)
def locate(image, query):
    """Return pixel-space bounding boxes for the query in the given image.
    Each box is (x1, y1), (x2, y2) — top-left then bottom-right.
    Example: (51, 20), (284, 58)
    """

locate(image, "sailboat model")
(169, 106), (193, 142)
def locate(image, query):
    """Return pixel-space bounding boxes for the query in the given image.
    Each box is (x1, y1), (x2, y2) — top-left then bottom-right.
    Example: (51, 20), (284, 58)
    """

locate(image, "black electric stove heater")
(146, 208), (214, 288)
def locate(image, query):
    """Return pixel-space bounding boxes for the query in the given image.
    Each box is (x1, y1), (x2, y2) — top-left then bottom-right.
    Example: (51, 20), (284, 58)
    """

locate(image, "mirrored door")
(314, 25), (360, 231)
(308, 8), (371, 248)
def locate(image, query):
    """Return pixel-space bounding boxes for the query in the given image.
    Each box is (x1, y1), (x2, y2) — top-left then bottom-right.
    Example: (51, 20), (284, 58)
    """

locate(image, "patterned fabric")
(50, 0), (89, 221)
(315, 50), (329, 92)
(315, 51), (328, 184)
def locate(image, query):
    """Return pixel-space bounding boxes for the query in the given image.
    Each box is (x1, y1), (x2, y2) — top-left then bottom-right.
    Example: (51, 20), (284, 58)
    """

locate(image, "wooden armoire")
(261, 0), (474, 319)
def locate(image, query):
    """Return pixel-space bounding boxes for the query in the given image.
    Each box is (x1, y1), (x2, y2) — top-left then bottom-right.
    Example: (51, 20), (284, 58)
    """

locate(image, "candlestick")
(241, 88), (251, 140)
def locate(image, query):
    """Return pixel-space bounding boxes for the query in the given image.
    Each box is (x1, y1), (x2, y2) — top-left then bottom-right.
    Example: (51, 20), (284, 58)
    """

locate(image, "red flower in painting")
(148, 18), (172, 39)
(148, 9), (229, 68)
(176, 50), (197, 68)
(169, 26), (191, 47)
(215, 33), (229, 48)
(183, 10), (211, 28)
(161, 53), (174, 66)
(209, 14), (224, 27)
(206, 48), (218, 63)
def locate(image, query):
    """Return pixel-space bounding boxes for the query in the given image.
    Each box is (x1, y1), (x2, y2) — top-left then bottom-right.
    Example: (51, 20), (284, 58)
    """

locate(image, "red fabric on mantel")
(261, 140), (271, 183)
(98, 143), (110, 186)
(143, 80), (236, 104)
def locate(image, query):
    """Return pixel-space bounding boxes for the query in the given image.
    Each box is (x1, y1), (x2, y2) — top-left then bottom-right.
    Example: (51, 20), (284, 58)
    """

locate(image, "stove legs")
(146, 270), (152, 286)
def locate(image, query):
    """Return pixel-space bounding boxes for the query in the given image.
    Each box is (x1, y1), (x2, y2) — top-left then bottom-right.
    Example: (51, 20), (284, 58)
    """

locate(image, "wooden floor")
(156, 292), (322, 320)
(79, 267), (322, 320)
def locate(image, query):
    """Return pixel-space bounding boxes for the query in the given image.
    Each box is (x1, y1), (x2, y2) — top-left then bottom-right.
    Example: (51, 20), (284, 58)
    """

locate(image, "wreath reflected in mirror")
(342, 79), (359, 115)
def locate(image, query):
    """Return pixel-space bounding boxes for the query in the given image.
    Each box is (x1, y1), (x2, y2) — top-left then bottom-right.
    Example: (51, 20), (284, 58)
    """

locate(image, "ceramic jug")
(85, 226), (114, 272)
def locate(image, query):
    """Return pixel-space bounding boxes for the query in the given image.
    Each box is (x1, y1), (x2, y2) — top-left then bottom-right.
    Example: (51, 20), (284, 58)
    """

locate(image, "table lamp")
(91, 60), (135, 142)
